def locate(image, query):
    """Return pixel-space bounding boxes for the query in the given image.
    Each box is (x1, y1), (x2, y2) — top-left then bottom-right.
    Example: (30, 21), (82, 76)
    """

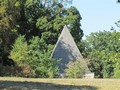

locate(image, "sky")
(71, 0), (120, 38)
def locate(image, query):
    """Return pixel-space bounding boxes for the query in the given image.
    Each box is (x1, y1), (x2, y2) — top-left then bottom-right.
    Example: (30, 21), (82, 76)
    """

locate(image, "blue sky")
(71, 0), (120, 38)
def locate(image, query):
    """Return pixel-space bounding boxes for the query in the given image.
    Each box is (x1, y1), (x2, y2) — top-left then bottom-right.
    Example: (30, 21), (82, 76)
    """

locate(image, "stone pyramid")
(51, 25), (89, 74)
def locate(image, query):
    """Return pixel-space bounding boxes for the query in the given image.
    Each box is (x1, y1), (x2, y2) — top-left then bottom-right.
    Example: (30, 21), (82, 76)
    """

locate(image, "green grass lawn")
(0, 77), (120, 90)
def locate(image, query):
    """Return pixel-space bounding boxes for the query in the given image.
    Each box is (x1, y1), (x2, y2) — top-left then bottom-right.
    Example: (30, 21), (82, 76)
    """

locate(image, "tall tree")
(15, 0), (83, 44)
(0, 0), (19, 64)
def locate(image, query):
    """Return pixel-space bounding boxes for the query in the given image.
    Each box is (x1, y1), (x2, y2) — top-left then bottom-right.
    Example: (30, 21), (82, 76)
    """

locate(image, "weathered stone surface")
(51, 25), (89, 74)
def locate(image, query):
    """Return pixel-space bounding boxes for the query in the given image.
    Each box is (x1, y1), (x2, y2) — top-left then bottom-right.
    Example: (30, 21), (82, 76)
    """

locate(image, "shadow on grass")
(0, 81), (98, 90)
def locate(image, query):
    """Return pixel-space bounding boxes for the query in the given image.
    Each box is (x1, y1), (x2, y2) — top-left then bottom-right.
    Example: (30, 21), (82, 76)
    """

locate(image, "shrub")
(9, 35), (29, 67)
(9, 36), (59, 78)
(114, 63), (120, 78)
(114, 70), (120, 78)
(65, 59), (86, 78)
(28, 37), (59, 78)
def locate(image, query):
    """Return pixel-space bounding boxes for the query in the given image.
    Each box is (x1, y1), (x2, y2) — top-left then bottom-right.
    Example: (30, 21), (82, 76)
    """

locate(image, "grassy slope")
(0, 77), (120, 90)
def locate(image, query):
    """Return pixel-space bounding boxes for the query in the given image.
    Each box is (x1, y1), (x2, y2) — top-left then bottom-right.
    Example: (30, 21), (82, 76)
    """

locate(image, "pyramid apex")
(63, 25), (68, 29)
(62, 25), (70, 33)
(64, 24), (67, 27)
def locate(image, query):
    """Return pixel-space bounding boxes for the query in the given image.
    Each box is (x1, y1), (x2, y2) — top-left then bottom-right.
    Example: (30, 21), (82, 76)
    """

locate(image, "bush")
(114, 63), (120, 78)
(28, 37), (59, 78)
(65, 59), (86, 78)
(114, 70), (120, 78)
(9, 36), (59, 78)
(9, 35), (29, 67)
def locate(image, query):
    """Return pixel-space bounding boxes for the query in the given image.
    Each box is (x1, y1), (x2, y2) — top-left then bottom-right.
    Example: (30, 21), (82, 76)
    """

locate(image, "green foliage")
(34, 52), (58, 78)
(1, 0), (83, 78)
(0, 0), (19, 64)
(28, 36), (58, 78)
(0, 0), (82, 48)
(9, 36), (58, 77)
(112, 51), (120, 78)
(65, 59), (85, 78)
(84, 30), (120, 78)
(18, 0), (83, 44)
(114, 71), (120, 78)
(9, 35), (58, 77)
(114, 63), (120, 78)
(28, 36), (47, 70)
(65, 7), (83, 42)
(9, 35), (29, 67)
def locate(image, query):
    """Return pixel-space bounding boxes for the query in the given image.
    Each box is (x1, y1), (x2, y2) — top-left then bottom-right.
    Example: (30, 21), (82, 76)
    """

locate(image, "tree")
(28, 36), (58, 78)
(0, 0), (19, 65)
(9, 36), (58, 77)
(9, 35), (29, 67)
(16, 0), (83, 44)
(83, 30), (120, 78)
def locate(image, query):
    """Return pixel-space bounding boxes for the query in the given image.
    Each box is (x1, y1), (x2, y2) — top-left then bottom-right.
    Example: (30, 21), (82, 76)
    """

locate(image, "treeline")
(0, 0), (120, 78)
(0, 0), (83, 77)
(83, 30), (120, 78)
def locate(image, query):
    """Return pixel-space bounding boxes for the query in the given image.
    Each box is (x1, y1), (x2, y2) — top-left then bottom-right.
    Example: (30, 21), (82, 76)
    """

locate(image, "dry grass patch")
(0, 77), (120, 90)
